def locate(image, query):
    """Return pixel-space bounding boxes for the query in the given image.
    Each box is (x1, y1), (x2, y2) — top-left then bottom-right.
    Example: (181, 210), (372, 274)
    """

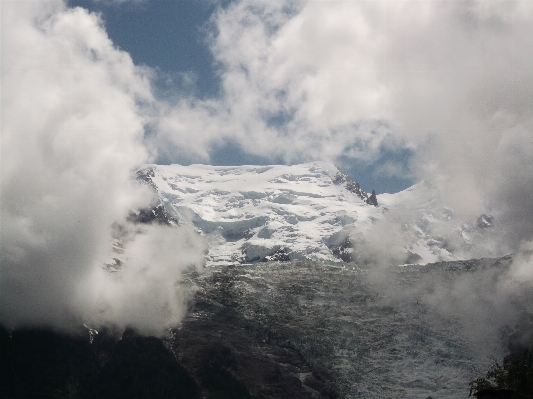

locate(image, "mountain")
(135, 162), (497, 266)
(1, 163), (517, 399)
(173, 257), (514, 399)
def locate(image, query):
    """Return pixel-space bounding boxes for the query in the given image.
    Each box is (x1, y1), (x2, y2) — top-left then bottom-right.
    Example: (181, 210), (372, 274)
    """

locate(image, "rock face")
(127, 204), (178, 226)
(172, 258), (516, 398)
(173, 266), (339, 399)
(135, 162), (501, 266)
(366, 190), (378, 206)
(331, 168), (375, 205)
(3, 256), (527, 399)
(138, 162), (379, 265)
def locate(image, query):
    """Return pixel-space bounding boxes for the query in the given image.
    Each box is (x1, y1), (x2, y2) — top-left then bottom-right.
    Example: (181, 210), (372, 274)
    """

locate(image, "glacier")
(173, 257), (519, 399)
(135, 162), (498, 267)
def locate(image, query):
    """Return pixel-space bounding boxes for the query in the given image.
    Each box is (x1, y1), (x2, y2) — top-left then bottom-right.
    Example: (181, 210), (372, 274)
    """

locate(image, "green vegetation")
(0, 326), (201, 399)
(0, 326), (98, 398)
(98, 331), (200, 399)
(197, 345), (252, 399)
(469, 347), (533, 397)
(0, 325), (259, 399)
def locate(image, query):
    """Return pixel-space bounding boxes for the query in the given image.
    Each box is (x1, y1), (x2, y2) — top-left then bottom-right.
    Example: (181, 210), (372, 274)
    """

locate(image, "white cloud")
(1, 0), (205, 332)
(154, 0), (533, 247)
(81, 223), (207, 334)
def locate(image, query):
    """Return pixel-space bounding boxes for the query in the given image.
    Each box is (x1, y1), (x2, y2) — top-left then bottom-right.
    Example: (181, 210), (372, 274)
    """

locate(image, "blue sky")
(69, 0), (222, 98)
(67, 0), (414, 194)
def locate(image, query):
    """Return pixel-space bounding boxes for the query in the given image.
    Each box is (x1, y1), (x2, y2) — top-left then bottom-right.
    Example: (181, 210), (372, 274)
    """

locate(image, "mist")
(1, 1), (206, 334)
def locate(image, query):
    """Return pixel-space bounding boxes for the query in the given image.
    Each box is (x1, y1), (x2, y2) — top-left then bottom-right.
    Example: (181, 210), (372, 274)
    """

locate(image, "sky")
(2, 0), (533, 335)
(68, 0), (414, 194)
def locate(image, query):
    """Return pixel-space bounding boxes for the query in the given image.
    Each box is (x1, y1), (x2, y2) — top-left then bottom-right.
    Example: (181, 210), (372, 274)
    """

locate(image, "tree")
(469, 347), (533, 398)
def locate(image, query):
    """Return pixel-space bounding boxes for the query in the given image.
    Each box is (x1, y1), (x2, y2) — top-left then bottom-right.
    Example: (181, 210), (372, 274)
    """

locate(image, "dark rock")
(267, 247), (292, 262)
(127, 203), (178, 226)
(0, 325), (201, 399)
(241, 245), (291, 263)
(98, 329), (200, 399)
(173, 264), (339, 399)
(135, 167), (157, 190)
(473, 388), (514, 398)
(175, 259), (510, 398)
(366, 190), (378, 207)
(328, 236), (355, 262)
(3, 257), (515, 398)
(223, 228), (255, 242)
(0, 327), (99, 399)
(332, 168), (373, 204)
(91, 326), (121, 368)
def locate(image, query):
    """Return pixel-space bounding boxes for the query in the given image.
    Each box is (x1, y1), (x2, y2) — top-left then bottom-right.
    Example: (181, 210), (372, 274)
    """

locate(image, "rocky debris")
(366, 189), (378, 207)
(1, 256), (521, 398)
(332, 168), (373, 204)
(173, 264), (338, 399)
(127, 203), (178, 226)
(173, 259), (508, 398)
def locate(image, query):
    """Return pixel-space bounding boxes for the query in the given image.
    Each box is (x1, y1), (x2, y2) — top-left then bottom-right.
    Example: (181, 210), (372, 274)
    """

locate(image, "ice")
(140, 162), (499, 266)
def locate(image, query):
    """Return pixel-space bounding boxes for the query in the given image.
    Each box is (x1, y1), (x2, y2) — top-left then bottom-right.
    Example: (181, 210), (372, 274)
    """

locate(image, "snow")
(139, 162), (497, 266)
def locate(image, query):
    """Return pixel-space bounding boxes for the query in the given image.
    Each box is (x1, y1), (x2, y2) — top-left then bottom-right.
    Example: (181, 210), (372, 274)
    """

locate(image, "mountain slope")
(174, 258), (517, 398)
(136, 162), (497, 266)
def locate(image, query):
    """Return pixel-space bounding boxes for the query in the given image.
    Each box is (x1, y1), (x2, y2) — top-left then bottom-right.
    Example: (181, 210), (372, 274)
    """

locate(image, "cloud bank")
(1, 0), (205, 334)
(154, 0), (533, 249)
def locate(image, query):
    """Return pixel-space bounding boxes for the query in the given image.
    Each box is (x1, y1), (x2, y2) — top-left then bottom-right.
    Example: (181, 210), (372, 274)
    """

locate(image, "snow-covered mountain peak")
(136, 162), (497, 266)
